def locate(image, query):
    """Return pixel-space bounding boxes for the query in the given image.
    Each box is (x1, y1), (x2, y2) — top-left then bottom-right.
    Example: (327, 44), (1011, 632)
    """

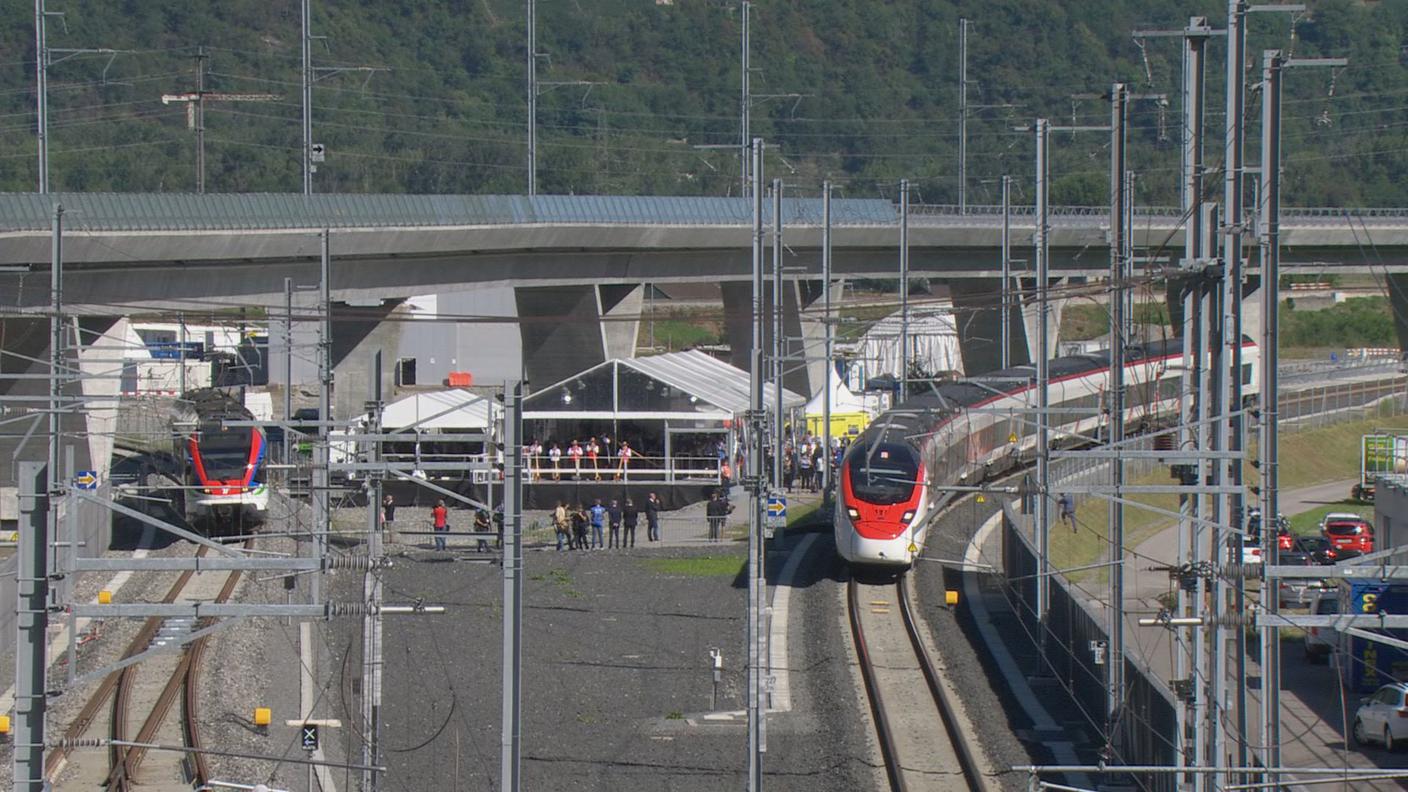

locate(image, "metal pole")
(361, 351), (384, 792)
(740, 1), (750, 195)
(300, 0), (313, 195)
(899, 179), (910, 399)
(822, 181), (832, 496)
(1183, 18), (1210, 267)
(178, 314), (188, 396)
(47, 205), (63, 617)
(1225, 4), (1251, 776)
(526, 0), (536, 196)
(1000, 175), (1012, 369)
(1107, 83), (1128, 747)
(313, 230), (331, 607)
(1034, 120), (1051, 644)
(958, 18), (969, 214)
(34, 0), (48, 194)
(1259, 48), (1285, 789)
(772, 179), (784, 492)
(195, 46), (207, 194)
(500, 380), (524, 792)
(284, 277), (294, 466)
(747, 136), (765, 792)
(12, 462), (48, 792)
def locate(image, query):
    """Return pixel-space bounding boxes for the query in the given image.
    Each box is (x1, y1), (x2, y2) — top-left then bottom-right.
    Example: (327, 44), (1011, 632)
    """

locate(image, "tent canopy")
(380, 389), (494, 430)
(524, 349), (804, 418)
(804, 364), (872, 416)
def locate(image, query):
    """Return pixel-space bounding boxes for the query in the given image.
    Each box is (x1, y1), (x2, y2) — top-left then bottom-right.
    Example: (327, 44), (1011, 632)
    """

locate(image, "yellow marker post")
(0, 714), (11, 735)
(254, 707), (272, 727)
(945, 590), (959, 606)
(97, 590), (112, 605)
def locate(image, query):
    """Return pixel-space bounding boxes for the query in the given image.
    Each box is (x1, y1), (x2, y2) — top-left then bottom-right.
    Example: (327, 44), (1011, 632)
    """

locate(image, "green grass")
(1056, 412), (1408, 582)
(641, 554), (745, 577)
(1061, 302), (1172, 342)
(786, 498), (823, 527)
(1286, 501), (1372, 534)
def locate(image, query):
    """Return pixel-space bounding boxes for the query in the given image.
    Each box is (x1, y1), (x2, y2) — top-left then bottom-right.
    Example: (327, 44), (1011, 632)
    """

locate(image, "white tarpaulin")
(381, 389), (494, 430)
(851, 302), (965, 384)
(804, 364), (874, 415)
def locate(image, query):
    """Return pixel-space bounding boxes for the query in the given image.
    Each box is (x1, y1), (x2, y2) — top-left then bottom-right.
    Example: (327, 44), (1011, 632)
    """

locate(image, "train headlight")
(846, 507), (860, 520)
(901, 510), (916, 524)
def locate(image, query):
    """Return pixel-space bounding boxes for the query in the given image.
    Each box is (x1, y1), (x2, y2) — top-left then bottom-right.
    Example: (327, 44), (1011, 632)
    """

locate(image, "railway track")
(848, 573), (989, 792)
(47, 539), (252, 790)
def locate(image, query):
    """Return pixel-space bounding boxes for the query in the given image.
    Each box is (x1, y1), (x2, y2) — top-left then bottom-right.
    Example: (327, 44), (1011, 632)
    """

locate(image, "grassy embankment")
(1053, 411), (1408, 583)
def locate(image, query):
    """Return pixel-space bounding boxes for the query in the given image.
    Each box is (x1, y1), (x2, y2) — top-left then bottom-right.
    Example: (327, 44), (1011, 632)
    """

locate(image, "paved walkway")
(1117, 479), (1405, 789)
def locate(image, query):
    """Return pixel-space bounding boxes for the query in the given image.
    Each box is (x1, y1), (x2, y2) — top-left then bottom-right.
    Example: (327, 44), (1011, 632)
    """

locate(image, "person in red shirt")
(432, 499), (448, 551)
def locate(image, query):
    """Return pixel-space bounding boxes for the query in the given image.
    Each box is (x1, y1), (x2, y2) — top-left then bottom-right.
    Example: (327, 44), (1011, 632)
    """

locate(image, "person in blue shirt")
(588, 499), (607, 550)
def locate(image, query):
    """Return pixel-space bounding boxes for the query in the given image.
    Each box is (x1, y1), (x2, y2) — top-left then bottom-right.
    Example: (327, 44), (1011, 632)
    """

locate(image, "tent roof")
(526, 349), (805, 416)
(624, 350), (804, 414)
(381, 389), (494, 430)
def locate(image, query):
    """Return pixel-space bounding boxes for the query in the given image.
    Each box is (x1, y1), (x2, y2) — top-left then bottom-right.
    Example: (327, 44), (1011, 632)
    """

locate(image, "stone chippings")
(913, 496), (1049, 792)
(380, 536), (876, 791)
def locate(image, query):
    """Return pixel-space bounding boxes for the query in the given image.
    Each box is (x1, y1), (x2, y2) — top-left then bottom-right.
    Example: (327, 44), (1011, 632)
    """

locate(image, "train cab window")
(1242, 364), (1253, 386)
(196, 428), (257, 479)
(847, 443), (919, 505)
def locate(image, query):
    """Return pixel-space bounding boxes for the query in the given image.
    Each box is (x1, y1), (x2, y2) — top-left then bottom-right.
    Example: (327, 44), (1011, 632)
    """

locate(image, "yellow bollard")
(0, 714), (11, 735)
(944, 590), (959, 606)
(254, 707), (271, 727)
(97, 590), (112, 605)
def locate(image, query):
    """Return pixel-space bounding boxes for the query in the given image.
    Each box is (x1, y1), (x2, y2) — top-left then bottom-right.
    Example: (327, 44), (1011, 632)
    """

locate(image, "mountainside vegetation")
(3, 0), (1407, 205)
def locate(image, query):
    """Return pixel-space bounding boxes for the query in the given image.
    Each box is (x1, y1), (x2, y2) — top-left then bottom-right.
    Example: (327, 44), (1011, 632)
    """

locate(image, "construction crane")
(161, 49), (281, 192)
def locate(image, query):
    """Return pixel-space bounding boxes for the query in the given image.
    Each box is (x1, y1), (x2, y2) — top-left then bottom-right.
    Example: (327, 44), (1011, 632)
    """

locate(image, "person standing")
(553, 501), (570, 551)
(607, 499), (623, 548)
(473, 509), (492, 553)
(548, 442), (563, 480)
(588, 499), (607, 549)
(431, 499), (449, 551)
(622, 498), (639, 547)
(616, 441), (633, 481)
(568, 439), (584, 480)
(571, 504), (589, 550)
(645, 492), (662, 542)
(587, 437), (601, 480)
(705, 492), (726, 542)
(798, 443), (813, 493)
(1057, 493), (1078, 532)
(381, 494), (396, 526)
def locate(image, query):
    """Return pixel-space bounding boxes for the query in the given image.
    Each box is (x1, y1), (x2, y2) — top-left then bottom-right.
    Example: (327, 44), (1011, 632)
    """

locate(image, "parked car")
(1294, 535), (1341, 565)
(1322, 513), (1375, 554)
(1277, 551), (1325, 608)
(1305, 590), (1341, 663)
(1354, 683), (1408, 751)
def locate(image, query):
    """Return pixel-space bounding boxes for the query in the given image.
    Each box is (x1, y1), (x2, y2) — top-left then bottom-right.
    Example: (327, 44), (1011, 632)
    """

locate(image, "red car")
(1321, 514), (1374, 554)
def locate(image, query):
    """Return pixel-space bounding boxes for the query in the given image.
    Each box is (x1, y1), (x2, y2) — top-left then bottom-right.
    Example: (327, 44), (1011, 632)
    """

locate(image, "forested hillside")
(2, 0), (1406, 205)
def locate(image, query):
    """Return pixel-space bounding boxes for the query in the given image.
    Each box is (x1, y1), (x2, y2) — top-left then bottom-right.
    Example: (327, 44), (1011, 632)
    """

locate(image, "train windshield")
(847, 443), (919, 505)
(196, 429), (254, 480)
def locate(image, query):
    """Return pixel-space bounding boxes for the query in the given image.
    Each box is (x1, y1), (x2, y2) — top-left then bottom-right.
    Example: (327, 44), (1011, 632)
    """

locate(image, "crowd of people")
(524, 435), (639, 481)
(551, 493), (664, 550)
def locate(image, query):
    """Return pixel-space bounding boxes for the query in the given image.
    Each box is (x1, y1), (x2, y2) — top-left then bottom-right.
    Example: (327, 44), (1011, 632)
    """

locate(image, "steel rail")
(45, 551), (202, 780)
(896, 574), (989, 792)
(847, 576), (907, 792)
(107, 538), (252, 789)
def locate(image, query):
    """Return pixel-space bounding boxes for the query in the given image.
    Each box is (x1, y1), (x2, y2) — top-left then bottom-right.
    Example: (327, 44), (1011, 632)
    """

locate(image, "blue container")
(1338, 581), (1408, 693)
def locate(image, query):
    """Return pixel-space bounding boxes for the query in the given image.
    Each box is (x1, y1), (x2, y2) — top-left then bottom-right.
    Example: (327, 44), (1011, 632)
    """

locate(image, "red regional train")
(175, 388), (269, 532)
(836, 338), (1259, 567)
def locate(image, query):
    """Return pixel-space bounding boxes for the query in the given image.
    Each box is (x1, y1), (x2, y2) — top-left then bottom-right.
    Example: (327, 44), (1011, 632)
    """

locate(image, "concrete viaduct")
(3, 192), (1408, 434)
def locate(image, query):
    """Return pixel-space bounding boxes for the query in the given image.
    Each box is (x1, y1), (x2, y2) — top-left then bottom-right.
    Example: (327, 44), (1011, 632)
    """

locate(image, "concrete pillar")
(397, 287), (524, 388)
(1017, 277), (1067, 368)
(722, 279), (835, 399)
(950, 278), (1032, 374)
(329, 299), (405, 421)
(1388, 274), (1408, 354)
(515, 284), (642, 391)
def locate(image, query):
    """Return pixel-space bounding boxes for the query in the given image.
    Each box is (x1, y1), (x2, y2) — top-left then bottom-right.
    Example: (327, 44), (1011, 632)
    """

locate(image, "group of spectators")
(525, 435), (637, 481)
(551, 493), (664, 550)
(776, 434), (850, 494)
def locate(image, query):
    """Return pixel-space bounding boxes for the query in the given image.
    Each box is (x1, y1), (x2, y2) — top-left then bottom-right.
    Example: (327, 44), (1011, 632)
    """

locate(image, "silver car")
(1304, 591), (1340, 663)
(1355, 683), (1408, 752)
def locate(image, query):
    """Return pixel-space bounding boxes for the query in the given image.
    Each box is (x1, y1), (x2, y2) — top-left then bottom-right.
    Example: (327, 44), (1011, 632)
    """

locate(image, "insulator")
(325, 555), (373, 571)
(56, 737), (104, 749)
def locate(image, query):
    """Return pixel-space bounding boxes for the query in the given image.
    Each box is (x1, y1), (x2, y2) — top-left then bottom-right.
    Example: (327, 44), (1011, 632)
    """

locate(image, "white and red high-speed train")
(836, 338), (1258, 567)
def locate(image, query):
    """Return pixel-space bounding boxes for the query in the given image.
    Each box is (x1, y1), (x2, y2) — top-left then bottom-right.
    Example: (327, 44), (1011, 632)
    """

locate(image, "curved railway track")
(47, 539), (252, 790)
(848, 573), (988, 792)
